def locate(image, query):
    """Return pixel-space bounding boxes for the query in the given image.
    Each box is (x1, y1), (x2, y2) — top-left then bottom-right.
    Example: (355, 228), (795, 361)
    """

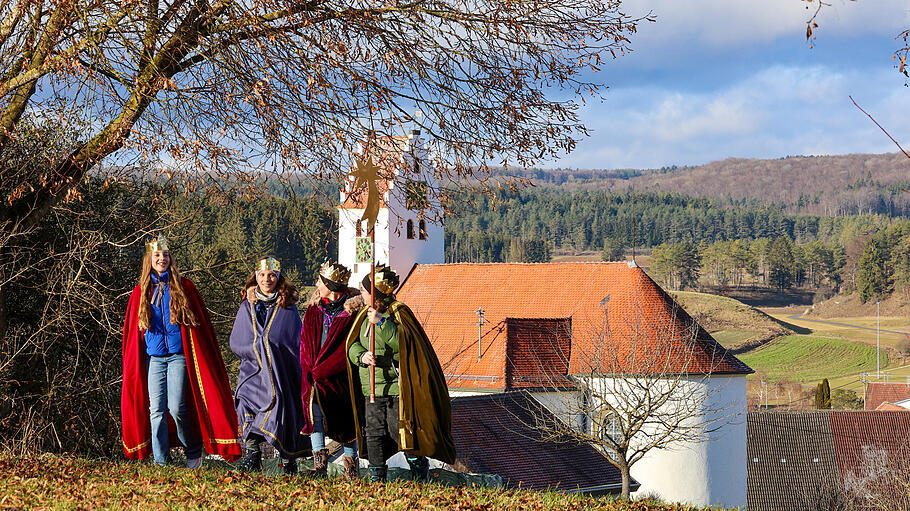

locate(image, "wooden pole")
(369, 224), (376, 403)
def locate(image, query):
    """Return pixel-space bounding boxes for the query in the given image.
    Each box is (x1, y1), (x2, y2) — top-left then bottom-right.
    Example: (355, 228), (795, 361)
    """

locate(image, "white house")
(391, 262), (751, 509)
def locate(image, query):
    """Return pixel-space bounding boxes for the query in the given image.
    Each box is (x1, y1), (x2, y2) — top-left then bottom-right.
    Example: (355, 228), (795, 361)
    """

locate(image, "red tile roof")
(865, 382), (910, 410)
(875, 402), (910, 411)
(747, 410), (910, 511)
(451, 392), (636, 493)
(505, 318), (573, 389)
(397, 262), (751, 390)
(828, 410), (910, 485)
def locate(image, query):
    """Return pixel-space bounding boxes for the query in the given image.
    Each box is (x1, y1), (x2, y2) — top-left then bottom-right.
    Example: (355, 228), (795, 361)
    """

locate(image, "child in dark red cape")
(300, 261), (363, 479)
(121, 236), (241, 464)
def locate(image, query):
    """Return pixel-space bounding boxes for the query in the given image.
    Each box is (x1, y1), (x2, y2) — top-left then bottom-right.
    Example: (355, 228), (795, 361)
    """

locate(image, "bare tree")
(0, 0), (649, 343)
(513, 299), (742, 499)
(0, 0), (647, 228)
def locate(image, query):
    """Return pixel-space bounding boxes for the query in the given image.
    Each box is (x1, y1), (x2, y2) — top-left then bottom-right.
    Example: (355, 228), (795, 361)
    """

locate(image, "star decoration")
(347, 155), (382, 233)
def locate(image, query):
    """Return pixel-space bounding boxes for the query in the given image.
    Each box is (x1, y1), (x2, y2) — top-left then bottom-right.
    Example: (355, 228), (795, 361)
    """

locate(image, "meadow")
(737, 335), (882, 384)
(0, 455), (709, 510)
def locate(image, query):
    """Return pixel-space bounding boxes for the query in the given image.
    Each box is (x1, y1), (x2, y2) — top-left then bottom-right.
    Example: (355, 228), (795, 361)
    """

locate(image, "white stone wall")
(626, 375), (747, 508)
(338, 206), (392, 287)
(528, 375), (747, 509)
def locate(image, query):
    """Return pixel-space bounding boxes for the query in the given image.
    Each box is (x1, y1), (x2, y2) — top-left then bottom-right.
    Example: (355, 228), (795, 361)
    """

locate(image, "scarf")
(320, 294), (349, 327)
(255, 289), (278, 326)
(150, 271), (170, 308)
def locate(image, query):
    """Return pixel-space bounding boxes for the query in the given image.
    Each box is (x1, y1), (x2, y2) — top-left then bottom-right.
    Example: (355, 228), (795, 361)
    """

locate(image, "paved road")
(787, 314), (910, 339)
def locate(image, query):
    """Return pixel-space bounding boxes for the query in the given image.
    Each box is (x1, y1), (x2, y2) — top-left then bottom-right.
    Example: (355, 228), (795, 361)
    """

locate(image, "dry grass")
(0, 455), (712, 510)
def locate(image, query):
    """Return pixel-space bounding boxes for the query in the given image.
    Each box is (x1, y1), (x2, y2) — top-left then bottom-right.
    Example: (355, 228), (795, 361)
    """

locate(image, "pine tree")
(815, 379), (831, 409)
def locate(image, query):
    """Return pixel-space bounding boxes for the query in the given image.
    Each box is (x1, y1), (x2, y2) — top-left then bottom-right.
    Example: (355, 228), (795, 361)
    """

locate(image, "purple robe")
(230, 300), (308, 456)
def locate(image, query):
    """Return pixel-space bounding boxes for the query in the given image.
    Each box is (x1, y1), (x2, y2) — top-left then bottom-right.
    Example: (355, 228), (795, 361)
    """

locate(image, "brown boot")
(308, 448), (329, 478)
(342, 455), (359, 480)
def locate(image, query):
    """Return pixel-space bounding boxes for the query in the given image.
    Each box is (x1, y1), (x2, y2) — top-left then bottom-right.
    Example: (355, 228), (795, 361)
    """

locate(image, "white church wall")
(339, 206), (392, 287)
(620, 374), (747, 509)
(339, 131), (444, 289)
(527, 375), (747, 509)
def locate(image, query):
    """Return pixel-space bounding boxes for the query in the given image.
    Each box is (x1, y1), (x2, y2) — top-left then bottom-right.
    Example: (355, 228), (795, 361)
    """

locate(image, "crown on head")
(145, 234), (169, 253)
(256, 256), (281, 273)
(370, 265), (399, 295)
(319, 260), (351, 286)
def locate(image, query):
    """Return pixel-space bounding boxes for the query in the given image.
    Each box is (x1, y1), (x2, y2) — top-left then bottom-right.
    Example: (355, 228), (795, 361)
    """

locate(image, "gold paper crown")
(319, 260), (351, 286)
(256, 256), (281, 273)
(369, 265), (399, 295)
(145, 235), (169, 253)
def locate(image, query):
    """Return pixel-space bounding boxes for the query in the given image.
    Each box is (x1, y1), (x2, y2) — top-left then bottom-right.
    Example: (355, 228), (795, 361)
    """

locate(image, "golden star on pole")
(347, 155), (382, 233)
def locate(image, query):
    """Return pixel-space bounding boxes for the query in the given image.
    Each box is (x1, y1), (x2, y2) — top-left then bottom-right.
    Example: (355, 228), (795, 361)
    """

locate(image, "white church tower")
(338, 130), (444, 288)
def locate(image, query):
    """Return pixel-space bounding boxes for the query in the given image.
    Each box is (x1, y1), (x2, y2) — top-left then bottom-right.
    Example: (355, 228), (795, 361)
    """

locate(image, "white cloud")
(553, 64), (910, 169)
(625, 0), (910, 49)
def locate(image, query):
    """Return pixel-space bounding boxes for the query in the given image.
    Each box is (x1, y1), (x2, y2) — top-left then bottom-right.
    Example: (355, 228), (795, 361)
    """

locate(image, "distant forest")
(502, 153), (910, 217)
(444, 188), (886, 263)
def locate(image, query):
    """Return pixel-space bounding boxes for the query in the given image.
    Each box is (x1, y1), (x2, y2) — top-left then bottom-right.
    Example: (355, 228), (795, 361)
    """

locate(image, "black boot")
(281, 457), (298, 476)
(237, 437), (262, 473)
(306, 448), (329, 479)
(406, 455), (429, 482)
(368, 465), (387, 483)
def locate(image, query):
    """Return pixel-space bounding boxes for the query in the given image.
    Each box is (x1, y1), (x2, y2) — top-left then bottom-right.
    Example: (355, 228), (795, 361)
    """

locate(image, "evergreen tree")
(767, 237), (798, 290)
(602, 237), (626, 261)
(815, 379), (831, 409)
(857, 236), (890, 302)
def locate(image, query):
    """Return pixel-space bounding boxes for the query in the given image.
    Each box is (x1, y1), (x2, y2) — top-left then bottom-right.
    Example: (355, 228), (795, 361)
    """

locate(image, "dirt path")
(787, 314), (910, 339)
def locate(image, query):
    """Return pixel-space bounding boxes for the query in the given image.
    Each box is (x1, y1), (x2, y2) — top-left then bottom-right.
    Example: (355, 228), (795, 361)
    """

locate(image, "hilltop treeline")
(444, 189), (884, 262)
(524, 153), (910, 217)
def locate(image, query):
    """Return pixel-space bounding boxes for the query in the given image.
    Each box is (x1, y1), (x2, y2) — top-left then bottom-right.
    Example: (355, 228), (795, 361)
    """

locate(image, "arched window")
(418, 219), (427, 240)
(406, 219), (415, 239)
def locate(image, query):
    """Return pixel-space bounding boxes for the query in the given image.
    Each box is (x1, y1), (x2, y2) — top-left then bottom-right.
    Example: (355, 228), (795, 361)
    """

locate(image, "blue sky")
(548, 0), (910, 170)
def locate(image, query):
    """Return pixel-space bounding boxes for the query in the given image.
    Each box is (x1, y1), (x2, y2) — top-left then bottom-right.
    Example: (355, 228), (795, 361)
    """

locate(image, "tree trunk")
(0, 244), (8, 342)
(619, 459), (632, 500)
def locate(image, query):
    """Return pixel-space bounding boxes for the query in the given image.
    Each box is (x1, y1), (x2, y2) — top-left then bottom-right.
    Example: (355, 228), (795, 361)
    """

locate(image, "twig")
(849, 95), (910, 159)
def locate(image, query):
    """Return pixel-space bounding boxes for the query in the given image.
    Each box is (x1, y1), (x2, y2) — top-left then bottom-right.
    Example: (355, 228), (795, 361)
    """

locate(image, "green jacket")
(344, 301), (456, 464)
(347, 311), (400, 396)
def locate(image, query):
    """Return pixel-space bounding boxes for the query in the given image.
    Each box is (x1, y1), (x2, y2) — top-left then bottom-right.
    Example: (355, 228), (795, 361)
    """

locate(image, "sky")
(547, 0), (910, 170)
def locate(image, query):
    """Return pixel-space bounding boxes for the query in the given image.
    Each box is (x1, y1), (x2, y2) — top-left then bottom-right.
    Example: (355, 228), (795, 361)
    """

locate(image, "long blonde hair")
(137, 251), (198, 330)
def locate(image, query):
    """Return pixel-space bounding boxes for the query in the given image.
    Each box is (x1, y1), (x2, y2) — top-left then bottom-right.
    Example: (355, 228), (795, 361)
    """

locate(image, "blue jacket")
(144, 271), (184, 356)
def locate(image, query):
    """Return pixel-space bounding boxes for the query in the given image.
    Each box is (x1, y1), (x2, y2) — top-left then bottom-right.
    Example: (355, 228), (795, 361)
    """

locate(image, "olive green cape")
(345, 301), (455, 464)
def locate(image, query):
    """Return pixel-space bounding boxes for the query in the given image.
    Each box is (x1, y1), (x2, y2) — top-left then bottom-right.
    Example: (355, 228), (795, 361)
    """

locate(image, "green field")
(739, 335), (885, 384)
(772, 314), (910, 350)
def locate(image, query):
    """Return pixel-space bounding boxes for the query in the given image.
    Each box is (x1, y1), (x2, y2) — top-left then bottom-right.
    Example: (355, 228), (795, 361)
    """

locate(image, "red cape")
(121, 279), (241, 461)
(299, 298), (359, 442)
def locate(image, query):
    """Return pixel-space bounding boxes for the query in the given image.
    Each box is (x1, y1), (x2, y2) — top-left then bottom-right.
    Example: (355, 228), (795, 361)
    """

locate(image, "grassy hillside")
(0, 455), (709, 510)
(738, 335), (882, 383)
(670, 291), (797, 349)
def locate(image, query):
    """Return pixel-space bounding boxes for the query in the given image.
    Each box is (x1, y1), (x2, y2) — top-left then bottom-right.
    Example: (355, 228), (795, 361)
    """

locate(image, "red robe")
(121, 278), (241, 461)
(299, 293), (361, 443)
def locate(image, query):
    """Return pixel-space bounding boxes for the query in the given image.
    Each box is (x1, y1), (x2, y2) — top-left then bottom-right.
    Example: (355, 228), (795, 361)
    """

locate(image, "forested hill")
(518, 153), (910, 217)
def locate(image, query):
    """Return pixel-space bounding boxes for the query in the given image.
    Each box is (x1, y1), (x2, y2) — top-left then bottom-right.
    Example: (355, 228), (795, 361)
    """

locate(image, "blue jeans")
(311, 401), (356, 457)
(147, 353), (202, 464)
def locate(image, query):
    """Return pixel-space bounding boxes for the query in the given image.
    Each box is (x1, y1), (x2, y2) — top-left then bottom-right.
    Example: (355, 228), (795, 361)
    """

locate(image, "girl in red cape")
(121, 236), (241, 464)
